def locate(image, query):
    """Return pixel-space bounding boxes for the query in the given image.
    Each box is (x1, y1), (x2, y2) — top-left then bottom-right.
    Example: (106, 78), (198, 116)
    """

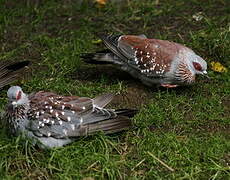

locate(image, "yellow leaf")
(210, 61), (228, 73)
(95, 0), (107, 7)
(92, 39), (102, 44)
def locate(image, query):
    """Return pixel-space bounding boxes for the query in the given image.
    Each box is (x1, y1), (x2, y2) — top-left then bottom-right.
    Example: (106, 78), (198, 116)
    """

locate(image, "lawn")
(0, 0), (229, 179)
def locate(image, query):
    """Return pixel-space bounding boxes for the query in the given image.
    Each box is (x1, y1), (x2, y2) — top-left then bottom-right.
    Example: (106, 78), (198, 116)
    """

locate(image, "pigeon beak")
(12, 101), (17, 108)
(202, 71), (210, 79)
(12, 101), (17, 105)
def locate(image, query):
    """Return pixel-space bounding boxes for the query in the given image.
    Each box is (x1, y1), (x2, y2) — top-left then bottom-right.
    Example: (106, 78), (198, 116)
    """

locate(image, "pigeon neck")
(7, 95), (30, 135)
(179, 49), (196, 74)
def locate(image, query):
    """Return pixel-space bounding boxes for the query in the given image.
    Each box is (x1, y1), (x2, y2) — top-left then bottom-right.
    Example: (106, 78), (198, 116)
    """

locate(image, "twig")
(132, 158), (146, 171)
(147, 151), (175, 172)
(87, 161), (98, 170)
(112, 26), (125, 34)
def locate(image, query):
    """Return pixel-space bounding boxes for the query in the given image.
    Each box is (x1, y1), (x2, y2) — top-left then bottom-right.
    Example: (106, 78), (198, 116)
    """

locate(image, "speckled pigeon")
(0, 61), (30, 89)
(5, 86), (136, 148)
(81, 34), (208, 88)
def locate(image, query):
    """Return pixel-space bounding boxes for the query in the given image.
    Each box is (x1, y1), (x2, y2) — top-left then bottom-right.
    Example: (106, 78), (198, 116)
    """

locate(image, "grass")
(0, 0), (229, 179)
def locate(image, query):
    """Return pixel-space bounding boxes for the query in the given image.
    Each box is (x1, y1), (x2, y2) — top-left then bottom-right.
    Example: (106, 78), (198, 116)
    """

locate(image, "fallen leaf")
(82, 177), (95, 180)
(95, 0), (107, 7)
(192, 12), (204, 22)
(92, 39), (102, 44)
(210, 61), (228, 73)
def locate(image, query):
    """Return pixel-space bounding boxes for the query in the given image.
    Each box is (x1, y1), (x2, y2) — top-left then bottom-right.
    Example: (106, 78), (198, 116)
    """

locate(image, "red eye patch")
(193, 62), (202, 71)
(16, 91), (22, 100)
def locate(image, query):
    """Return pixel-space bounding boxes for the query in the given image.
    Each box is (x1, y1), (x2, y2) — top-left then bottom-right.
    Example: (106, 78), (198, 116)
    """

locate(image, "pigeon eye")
(16, 91), (22, 100)
(193, 62), (202, 71)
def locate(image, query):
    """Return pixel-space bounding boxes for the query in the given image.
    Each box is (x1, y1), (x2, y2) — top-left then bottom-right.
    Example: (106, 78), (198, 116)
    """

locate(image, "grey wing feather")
(101, 35), (144, 61)
(93, 93), (114, 108)
(117, 39), (136, 60)
(101, 35), (129, 61)
(138, 34), (147, 39)
(82, 108), (116, 125)
(61, 116), (132, 137)
(101, 35), (141, 69)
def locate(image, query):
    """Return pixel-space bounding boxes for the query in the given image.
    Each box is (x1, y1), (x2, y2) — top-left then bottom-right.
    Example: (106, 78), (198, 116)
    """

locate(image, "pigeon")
(0, 60), (30, 89)
(81, 34), (208, 88)
(5, 86), (136, 148)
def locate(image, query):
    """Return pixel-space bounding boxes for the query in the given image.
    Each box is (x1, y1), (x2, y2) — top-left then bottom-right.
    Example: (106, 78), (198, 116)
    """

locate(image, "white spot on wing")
(63, 129), (67, 135)
(71, 124), (75, 130)
(80, 117), (83, 124)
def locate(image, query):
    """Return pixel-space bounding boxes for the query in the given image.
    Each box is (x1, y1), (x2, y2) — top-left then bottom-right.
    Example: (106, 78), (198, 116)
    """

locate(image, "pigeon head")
(191, 55), (207, 75)
(7, 86), (29, 108)
(184, 50), (207, 76)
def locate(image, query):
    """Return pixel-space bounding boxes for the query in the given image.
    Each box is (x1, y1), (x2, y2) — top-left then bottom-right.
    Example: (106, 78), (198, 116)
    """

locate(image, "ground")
(0, 0), (229, 179)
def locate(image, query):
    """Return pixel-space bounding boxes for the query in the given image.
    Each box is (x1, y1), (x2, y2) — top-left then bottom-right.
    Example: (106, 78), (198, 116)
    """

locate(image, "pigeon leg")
(161, 84), (178, 88)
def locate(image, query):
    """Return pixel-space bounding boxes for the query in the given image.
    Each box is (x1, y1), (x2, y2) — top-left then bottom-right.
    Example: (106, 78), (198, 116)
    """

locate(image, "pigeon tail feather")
(115, 109), (138, 118)
(5, 61), (30, 71)
(81, 49), (119, 65)
(0, 61), (30, 89)
(87, 116), (133, 135)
